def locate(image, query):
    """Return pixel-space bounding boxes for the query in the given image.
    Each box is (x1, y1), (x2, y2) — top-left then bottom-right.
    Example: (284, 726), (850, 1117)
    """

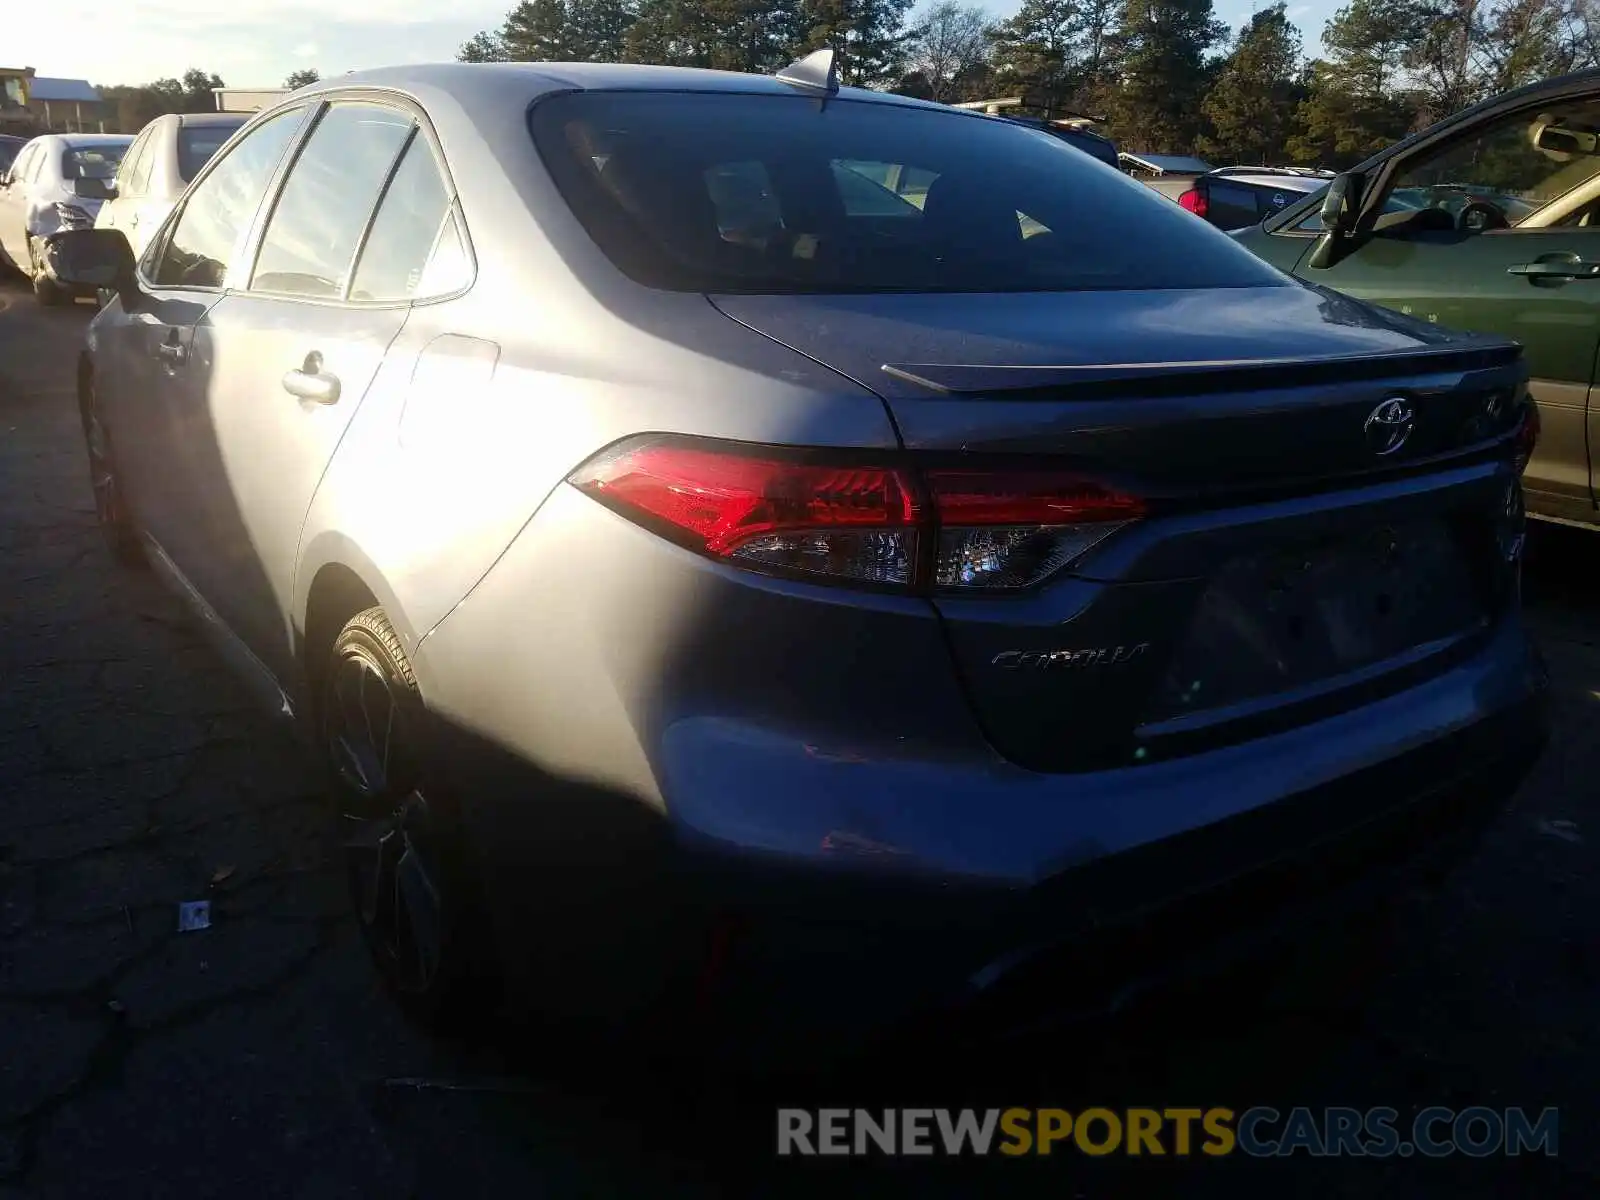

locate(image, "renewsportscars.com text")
(776, 1106), (1559, 1158)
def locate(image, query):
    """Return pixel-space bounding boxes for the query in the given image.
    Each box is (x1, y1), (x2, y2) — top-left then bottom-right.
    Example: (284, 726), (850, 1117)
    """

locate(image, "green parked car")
(1231, 70), (1600, 531)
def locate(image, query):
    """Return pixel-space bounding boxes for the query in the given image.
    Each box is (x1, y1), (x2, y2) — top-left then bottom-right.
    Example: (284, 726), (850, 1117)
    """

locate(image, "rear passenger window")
(250, 103), (412, 299)
(349, 133), (461, 302)
(705, 160), (785, 239)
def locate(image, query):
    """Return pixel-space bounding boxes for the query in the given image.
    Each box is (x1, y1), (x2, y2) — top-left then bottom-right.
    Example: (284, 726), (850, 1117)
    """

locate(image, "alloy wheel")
(325, 648), (445, 994)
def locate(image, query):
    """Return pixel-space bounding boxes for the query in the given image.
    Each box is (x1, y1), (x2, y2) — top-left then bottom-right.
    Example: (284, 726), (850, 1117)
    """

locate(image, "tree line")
(458, 0), (1600, 166)
(93, 68), (322, 134)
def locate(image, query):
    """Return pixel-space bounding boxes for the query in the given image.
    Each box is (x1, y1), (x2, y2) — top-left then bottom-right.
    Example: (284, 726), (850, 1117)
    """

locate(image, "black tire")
(322, 606), (491, 1028)
(28, 241), (65, 307)
(78, 373), (144, 567)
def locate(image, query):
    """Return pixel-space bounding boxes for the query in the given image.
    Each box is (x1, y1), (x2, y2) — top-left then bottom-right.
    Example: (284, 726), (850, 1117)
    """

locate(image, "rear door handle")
(155, 339), (187, 365)
(1507, 259), (1600, 279)
(282, 351), (340, 405)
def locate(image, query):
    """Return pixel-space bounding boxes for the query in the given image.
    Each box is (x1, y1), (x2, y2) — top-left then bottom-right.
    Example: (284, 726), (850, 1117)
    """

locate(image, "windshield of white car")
(529, 91), (1286, 295)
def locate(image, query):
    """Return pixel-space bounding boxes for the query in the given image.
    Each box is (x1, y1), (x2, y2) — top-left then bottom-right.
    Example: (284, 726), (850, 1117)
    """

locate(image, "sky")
(5, 0), (1336, 91)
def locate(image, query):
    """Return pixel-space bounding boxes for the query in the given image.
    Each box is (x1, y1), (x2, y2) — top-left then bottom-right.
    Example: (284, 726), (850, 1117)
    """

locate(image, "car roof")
(176, 112), (249, 128)
(315, 60), (952, 114)
(56, 133), (133, 147)
(1206, 172), (1326, 192)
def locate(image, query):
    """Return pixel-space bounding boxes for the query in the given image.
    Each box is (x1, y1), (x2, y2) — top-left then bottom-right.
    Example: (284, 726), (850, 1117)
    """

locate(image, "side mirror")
(1306, 172), (1365, 270)
(41, 228), (137, 307)
(73, 176), (114, 201)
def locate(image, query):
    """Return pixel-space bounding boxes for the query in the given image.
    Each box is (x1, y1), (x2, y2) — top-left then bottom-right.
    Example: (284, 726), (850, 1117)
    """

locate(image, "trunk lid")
(716, 283), (1529, 772)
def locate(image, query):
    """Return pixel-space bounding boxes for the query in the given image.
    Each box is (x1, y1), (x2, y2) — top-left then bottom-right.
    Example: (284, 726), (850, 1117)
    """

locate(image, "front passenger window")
(153, 107), (306, 289)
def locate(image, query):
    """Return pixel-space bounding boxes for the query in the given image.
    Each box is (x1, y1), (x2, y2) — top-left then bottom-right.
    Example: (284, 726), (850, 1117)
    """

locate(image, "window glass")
(116, 130), (150, 195)
(24, 145), (46, 182)
(530, 92), (1284, 294)
(831, 161), (926, 216)
(178, 120), (246, 184)
(251, 103), (413, 299)
(1297, 101), (1600, 233)
(62, 145), (125, 181)
(1205, 180), (1260, 231)
(1386, 100), (1600, 229)
(415, 212), (472, 296)
(154, 107), (305, 289)
(348, 133), (455, 301)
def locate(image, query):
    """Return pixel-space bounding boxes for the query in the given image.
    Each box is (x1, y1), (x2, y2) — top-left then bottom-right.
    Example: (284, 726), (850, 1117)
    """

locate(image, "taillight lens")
(568, 439), (922, 585)
(1178, 186), (1207, 218)
(1514, 402), (1540, 474)
(568, 437), (1145, 592)
(923, 469), (1144, 589)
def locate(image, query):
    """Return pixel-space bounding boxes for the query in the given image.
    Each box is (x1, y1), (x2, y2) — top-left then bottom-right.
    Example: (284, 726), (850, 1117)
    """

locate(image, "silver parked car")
(0, 132), (131, 304)
(95, 111), (249, 262)
(50, 57), (1545, 1056)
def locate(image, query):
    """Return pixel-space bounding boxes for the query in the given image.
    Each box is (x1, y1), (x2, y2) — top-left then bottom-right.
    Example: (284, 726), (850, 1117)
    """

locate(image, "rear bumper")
(426, 594), (1546, 1044)
(689, 688), (1544, 1055)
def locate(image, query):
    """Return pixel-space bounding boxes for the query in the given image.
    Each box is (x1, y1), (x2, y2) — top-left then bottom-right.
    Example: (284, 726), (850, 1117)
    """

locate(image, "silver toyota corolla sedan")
(53, 55), (1546, 1058)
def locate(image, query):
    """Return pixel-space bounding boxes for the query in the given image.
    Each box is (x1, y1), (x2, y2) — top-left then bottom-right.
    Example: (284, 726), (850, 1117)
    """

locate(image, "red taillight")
(1514, 403), (1540, 474)
(569, 437), (1145, 592)
(1178, 186), (1208, 218)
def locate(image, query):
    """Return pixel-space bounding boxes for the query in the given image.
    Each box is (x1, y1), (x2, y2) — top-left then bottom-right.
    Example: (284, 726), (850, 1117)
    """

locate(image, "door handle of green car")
(1507, 259), (1600, 279)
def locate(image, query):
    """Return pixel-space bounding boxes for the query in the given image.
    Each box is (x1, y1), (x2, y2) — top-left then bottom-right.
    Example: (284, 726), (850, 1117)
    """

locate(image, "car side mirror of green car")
(1306, 172), (1364, 270)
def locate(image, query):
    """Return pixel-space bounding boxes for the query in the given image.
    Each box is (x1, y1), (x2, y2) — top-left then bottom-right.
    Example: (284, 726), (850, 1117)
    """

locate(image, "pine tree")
(1287, 0), (1424, 166)
(794, 0), (918, 87)
(1199, 3), (1302, 164)
(459, 31), (511, 61)
(1105, 0), (1226, 152)
(567, 0), (640, 60)
(627, 0), (799, 71)
(990, 0), (1083, 108)
(501, 0), (575, 60)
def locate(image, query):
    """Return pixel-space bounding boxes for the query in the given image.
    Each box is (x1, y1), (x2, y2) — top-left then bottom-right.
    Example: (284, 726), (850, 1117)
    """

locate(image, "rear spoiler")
(881, 344), (1524, 399)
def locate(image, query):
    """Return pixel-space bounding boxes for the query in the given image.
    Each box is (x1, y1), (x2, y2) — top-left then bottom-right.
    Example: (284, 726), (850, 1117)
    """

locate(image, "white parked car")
(0, 133), (131, 304)
(95, 112), (247, 262)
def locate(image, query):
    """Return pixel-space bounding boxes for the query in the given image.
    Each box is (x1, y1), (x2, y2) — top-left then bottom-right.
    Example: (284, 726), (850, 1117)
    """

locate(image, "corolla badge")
(1364, 396), (1416, 457)
(992, 644), (1152, 670)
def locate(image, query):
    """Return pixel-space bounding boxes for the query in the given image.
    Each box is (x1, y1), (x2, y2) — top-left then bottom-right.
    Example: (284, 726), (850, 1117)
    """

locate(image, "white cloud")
(292, 42), (320, 60)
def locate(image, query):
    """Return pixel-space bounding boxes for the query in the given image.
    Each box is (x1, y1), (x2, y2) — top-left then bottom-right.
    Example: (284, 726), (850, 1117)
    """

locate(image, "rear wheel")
(28, 239), (66, 307)
(322, 607), (490, 1027)
(78, 373), (144, 566)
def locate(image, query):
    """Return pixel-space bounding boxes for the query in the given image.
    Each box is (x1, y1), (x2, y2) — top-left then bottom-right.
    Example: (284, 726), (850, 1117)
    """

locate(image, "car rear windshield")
(178, 123), (244, 183)
(62, 145), (125, 180)
(528, 92), (1287, 294)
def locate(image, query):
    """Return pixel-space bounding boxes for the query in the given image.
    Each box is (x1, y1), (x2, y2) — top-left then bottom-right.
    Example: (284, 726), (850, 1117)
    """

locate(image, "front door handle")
(129, 212), (139, 228)
(282, 351), (341, 405)
(1507, 258), (1600, 279)
(155, 339), (187, 365)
